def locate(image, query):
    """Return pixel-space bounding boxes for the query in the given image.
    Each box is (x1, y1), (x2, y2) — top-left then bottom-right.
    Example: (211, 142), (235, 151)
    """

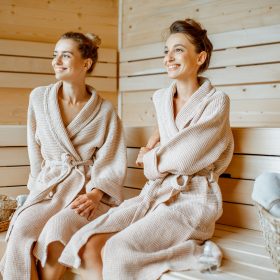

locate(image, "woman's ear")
(197, 51), (207, 66)
(84, 58), (93, 72)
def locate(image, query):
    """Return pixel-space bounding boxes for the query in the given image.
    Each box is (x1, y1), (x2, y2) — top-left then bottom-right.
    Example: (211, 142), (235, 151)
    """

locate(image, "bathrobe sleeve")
(26, 89), (44, 191)
(85, 107), (127, 205)
(143, 93), (233, 181)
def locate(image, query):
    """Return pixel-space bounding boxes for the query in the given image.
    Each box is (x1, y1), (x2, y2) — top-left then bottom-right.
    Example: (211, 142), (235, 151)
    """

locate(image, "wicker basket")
(256, 203), (280, 272)
(0, 195), (17, 232)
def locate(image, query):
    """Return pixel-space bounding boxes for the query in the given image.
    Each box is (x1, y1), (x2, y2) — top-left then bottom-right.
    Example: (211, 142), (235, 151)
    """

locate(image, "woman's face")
(52, 39), (89, 82)
(163, 33), (205, 81)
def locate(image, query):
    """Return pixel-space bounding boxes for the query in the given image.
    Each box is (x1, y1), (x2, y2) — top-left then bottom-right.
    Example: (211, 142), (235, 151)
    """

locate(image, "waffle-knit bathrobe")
(60, 78), (234, 280)
(0, 81), (127, 280)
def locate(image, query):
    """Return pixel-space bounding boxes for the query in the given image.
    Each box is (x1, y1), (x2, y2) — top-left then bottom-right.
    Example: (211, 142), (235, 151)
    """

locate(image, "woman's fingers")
(71, 194), (87, 209)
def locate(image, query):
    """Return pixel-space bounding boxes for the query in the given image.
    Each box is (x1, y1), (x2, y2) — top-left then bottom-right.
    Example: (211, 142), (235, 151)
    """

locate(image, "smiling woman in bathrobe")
(59, 19), (234, 280)
(0, 32), (126, 280)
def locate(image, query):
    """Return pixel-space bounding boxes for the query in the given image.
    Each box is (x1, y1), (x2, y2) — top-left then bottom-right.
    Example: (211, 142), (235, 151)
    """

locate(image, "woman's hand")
(71, 188), (103, 220)
(136, 147), (151, 167)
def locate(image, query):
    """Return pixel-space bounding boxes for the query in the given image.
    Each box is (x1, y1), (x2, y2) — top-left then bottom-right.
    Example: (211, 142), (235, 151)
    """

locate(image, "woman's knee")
(80, 235), (105, 261)
(47, 241), (64, 261)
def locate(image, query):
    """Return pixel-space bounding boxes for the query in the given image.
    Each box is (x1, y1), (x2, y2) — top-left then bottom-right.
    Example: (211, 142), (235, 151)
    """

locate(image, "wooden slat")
(0, 147), (29, 166)
(124, 168), (146, 189)
(124, 126), (154, 147)
(232, 128), (280, 155)
(0, 186), (29, 197)
(120, 63), (280, 91)
(0, 125), (27, 146)
(219, 83), (280, 100)
(124, 127), (280, 155)
(226, 155), (280, 180)
(219, 178), (253, 205)
(125, 127), (280, 156)
(218, 203), (259, 230)
(120, 43), (280, 77)
(123, 0), (280, 48)
(123, 187), (140, 200)
(0, 39), (117, 62)
(125, 168), (254, 205)
(0, 166), (29, 187)
(120, 24), (280, 62)
(0, 89), (117, 125)
(0, 56), (116, 77)
(0, 73), (117, 92)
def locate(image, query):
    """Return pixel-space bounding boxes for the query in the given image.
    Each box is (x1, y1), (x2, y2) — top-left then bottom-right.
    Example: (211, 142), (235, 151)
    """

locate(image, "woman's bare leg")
(37, 241), (66, 280)
(79, 233), (115, 280)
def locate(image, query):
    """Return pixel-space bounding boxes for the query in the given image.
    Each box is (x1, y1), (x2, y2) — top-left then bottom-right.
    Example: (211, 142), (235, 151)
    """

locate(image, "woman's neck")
(175, 78), (200, 102)
(60, 80), (90, 105)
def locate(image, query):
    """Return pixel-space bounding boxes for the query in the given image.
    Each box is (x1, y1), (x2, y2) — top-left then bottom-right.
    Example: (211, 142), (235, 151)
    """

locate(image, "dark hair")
(60, 32), (101, 73)
(169, 18), (213, 74)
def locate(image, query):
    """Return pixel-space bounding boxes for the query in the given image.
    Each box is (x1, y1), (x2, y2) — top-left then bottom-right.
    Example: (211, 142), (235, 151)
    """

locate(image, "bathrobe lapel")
(44, 82), (102, 160)
(173, 78), (214, 131)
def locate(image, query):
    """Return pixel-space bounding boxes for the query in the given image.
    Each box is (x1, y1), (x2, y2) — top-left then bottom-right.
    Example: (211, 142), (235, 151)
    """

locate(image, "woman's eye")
(175, 48), (183, 53)
(163, 50), (168, 55)
(53, 54), (57, 58)
(63, 54), (70, 58)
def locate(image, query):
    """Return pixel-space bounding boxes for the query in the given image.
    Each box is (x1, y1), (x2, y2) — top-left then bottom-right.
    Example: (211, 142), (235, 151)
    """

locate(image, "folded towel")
(198, 240), (223, 273)
(252, 172), (280, 217)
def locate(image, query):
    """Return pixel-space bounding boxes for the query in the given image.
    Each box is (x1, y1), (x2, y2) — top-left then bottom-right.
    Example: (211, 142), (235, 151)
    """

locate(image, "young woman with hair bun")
(0, 31), (126, 280)
(61, 18), (234, 280)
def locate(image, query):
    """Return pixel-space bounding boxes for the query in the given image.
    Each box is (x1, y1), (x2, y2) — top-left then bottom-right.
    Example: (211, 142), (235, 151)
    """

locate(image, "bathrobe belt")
(131, 166), (217, 224)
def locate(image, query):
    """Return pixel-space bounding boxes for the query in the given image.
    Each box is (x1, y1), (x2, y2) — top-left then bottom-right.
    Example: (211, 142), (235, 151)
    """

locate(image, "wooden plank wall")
(0, 0), (118, 125)
(119, 0), (280, 127)
(0, 0), (118, 48)
(121, 0), (280, 48)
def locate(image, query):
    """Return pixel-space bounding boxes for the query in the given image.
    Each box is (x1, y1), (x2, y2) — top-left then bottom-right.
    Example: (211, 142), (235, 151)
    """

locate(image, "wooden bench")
(1, 125), (280, 279)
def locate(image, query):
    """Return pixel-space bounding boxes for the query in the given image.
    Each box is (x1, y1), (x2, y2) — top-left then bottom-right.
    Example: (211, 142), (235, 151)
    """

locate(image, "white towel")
(252, 172), (280, 217)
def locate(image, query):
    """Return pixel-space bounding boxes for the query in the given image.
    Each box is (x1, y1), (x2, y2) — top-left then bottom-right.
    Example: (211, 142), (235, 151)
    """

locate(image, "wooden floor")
(0, 224), (278, 280)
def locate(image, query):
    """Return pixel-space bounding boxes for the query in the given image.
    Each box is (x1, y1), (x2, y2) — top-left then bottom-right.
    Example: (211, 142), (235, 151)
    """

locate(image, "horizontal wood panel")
(120, 43), (280, 76)
(0, 39), (117, 62)
(0, 90), (117, 125)
(120, 63), (280, 91)
(122, 96), (280, 128)
(124, 169), (254, 205)
(218, 83), (280, 100)
(120, 24), (280, 61)
(230, 112), (280, 128)
(219, 178), (254, 205)
(218, 203), (259, 231)
(0, 186), (29, 198)
(226, 155), (280, 180)
(0, 125), (27, 146)
(0, 73), (117, 92)
(126, 150), (280, 180)
(122, 0), (280, 48)
(0, 147), (29, 166)
(0, 166), (29, 187)
(0, 56), (117, 77)
(122, 85), (280, 102)
(124, 127), (280, 155)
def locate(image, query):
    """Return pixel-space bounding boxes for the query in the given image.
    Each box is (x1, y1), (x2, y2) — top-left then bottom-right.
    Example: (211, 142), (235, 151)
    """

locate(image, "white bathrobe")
(0, 81), (127, 280)
(60, 78), (234, 280)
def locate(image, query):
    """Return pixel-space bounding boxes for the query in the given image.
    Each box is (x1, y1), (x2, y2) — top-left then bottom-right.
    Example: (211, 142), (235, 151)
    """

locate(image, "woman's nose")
(54, 55), (62, 64)
(165, 51), (174, 62)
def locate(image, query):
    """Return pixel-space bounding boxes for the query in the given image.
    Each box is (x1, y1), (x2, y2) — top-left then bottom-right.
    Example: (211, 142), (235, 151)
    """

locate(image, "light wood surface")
(0, 1), (118, 48)
(121, 0), (280, 48)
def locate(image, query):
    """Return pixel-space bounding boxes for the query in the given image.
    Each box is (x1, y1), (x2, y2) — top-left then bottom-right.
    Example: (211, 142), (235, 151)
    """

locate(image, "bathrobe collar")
(166, 77), (215, 131)
(44, 81), (102, 160)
